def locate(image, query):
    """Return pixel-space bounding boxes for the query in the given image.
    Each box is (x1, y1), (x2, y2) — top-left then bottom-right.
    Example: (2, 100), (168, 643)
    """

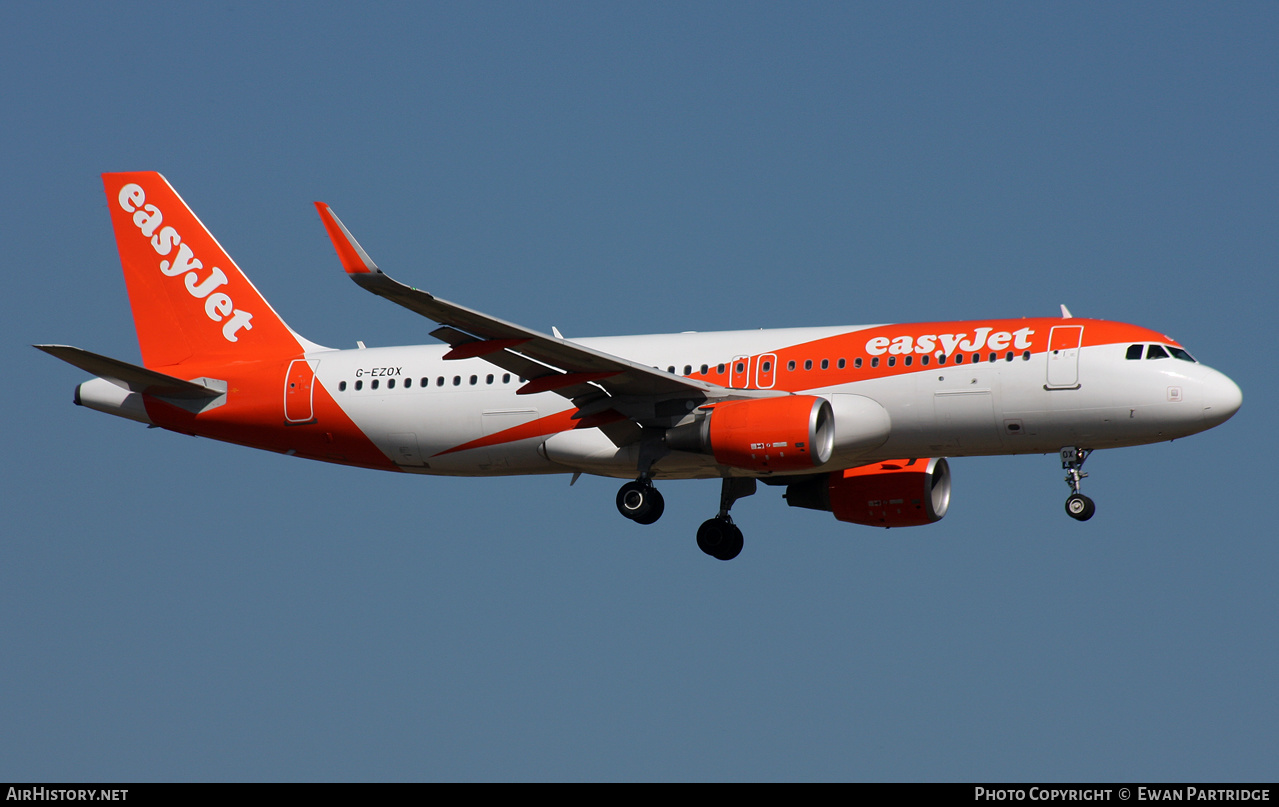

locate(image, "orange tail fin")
(103, 172), (310, 368)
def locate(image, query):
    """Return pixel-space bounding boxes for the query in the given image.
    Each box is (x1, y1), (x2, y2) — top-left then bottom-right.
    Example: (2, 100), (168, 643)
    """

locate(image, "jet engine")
(666, 395), (834, 472)
(784, 457), (951, 527)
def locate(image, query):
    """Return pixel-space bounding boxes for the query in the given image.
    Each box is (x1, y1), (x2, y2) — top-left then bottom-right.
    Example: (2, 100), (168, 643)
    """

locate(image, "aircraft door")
(284, 359), (317, 423)
(1046, 326), (1084, 389)
(730, 355), (751, 388)
(756, 353), (777, 389)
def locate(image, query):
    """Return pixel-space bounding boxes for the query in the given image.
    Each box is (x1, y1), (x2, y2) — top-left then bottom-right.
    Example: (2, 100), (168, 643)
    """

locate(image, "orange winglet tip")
(314, 202), (378, 274)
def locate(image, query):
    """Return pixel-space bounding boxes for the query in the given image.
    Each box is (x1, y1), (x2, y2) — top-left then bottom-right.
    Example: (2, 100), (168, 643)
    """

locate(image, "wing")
(313, 203), (780, 435)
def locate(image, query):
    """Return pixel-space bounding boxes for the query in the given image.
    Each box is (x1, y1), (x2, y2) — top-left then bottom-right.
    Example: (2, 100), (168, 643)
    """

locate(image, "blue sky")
(2, 2), (1275, 781)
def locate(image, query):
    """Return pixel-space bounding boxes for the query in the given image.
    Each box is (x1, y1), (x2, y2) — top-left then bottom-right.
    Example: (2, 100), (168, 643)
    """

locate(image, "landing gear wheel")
(633, 490), (664, 525)
(696, 516), (744, 561)
(1065, 493), (1095, 521)
(616, 481), (664, 524)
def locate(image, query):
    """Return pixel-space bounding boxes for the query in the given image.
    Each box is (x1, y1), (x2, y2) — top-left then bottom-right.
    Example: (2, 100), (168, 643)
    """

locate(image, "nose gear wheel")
(1060, 447), (1097, 521)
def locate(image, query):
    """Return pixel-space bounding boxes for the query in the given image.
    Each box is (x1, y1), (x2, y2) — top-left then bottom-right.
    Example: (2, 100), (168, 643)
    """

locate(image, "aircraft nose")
(1202, 371), (1242, 428)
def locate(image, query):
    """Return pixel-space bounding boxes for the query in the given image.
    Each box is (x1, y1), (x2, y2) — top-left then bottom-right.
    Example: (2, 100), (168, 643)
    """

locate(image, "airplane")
(38, 172), (1243, 560)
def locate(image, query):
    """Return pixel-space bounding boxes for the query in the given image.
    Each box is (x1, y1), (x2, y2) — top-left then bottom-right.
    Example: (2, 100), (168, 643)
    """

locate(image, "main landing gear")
(696, 478), (756, 561)
(616, 480), (664, 525)
(1061, 446), (1096, 521)
(614, 476), (756, 561)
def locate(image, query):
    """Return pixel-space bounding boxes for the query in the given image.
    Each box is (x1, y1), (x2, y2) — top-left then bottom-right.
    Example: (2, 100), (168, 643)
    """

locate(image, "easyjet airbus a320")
(39, 172), (1242, 559)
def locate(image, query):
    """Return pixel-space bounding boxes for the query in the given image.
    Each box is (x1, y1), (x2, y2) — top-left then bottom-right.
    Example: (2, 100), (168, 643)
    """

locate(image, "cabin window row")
(782, 351), (1032, 370)
(337, 373), (521, 392)
(662, 351), (1032, 377)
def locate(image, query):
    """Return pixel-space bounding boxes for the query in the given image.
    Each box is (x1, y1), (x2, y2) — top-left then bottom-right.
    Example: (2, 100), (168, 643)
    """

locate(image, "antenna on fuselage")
(1060, 304), (1073, 319)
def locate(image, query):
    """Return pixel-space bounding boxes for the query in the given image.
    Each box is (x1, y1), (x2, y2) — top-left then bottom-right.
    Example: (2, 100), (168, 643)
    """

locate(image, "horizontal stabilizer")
(34, 345), (223, 400)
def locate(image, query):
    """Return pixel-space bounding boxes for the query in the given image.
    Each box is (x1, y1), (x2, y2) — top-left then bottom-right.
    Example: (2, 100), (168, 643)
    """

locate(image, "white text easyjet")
(117, 183), (254, 342)
(865, 326), (1035, 356)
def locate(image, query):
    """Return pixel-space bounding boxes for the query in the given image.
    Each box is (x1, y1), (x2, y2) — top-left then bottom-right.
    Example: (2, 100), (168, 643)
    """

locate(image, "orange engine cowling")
(784, 458), (951, 527)
(666, 395), (834, 472)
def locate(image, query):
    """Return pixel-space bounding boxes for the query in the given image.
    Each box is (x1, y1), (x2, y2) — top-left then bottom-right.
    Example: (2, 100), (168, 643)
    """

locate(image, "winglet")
(314, 202), (379, 274)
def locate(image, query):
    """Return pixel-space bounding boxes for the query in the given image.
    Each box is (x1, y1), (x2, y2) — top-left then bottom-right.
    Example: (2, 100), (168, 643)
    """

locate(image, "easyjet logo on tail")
(117, 183), (254, 342)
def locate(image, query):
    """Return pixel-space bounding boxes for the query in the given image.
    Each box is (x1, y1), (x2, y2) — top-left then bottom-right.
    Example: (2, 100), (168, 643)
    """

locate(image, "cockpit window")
(1167, 346), (1197, 363)
(1126, 344), (1143, 360)
(1146, 344), (1170, 360)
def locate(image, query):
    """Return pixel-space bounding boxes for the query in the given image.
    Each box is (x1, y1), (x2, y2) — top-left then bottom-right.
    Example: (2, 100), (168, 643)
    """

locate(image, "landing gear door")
(285, 359), (318, 423)
(1046, 326), (1083, 389)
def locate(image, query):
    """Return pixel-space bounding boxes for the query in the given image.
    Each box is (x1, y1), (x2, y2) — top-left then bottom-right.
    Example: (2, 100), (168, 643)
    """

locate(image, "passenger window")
(1146, 345), (1169, 360)
(988, 353), (997, 363)
(701, 365), (709, 374)
(437, 377), (445, 386)
(787, 361), (795, 371)
(904, 356), (913, 366)
(937, 354), (946, 365)
(1126, 344), (1144, 360)
(371, 379), (379, 390)
(453, 376), (461, 386)
(1005, 352), (1014, 362)
(683, 365), (692, 375)
(486, 374), (494, 384)
(717, 364), (726, 374)
(837, 358), (846, 369)
(503, 373), (511, 383)
(1022, 351), (1031, 360)
(854, 357), (862, 368)
(887, 357), (896, 367)
(667, 366), (675, 374)
(388, 378), (396, 389)
(921, 355), (930, 366)
(339, 381), (347, 392)
(954, 354), (963, 364)
(820, 359), (829, 370)
(470, 375), (478, 385)
(355, 380), (362, 391)
(804, 360), (812, 370)
(871, 357), (879, 368)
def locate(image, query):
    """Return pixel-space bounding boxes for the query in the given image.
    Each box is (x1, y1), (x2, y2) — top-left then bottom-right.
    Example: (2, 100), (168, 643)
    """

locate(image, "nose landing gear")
(1061, 447), (1096, 521)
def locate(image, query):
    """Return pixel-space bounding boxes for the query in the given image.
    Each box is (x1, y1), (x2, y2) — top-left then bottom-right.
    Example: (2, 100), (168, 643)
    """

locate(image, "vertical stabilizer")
(102, 172), (310, 368)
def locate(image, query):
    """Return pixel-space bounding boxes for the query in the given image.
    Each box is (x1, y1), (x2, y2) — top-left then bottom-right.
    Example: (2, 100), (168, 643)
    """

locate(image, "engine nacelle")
(784, 457), (951, 527)
(666, 395), (834, 473)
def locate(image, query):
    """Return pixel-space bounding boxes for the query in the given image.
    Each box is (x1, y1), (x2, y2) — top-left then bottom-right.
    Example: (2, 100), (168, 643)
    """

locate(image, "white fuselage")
(305, 324), (1239, 479)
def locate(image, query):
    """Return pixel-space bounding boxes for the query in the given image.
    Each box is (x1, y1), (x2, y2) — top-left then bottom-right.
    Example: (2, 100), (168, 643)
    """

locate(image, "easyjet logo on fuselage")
(117, 183), (254, 343)
(864, 326), (1035, 356)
